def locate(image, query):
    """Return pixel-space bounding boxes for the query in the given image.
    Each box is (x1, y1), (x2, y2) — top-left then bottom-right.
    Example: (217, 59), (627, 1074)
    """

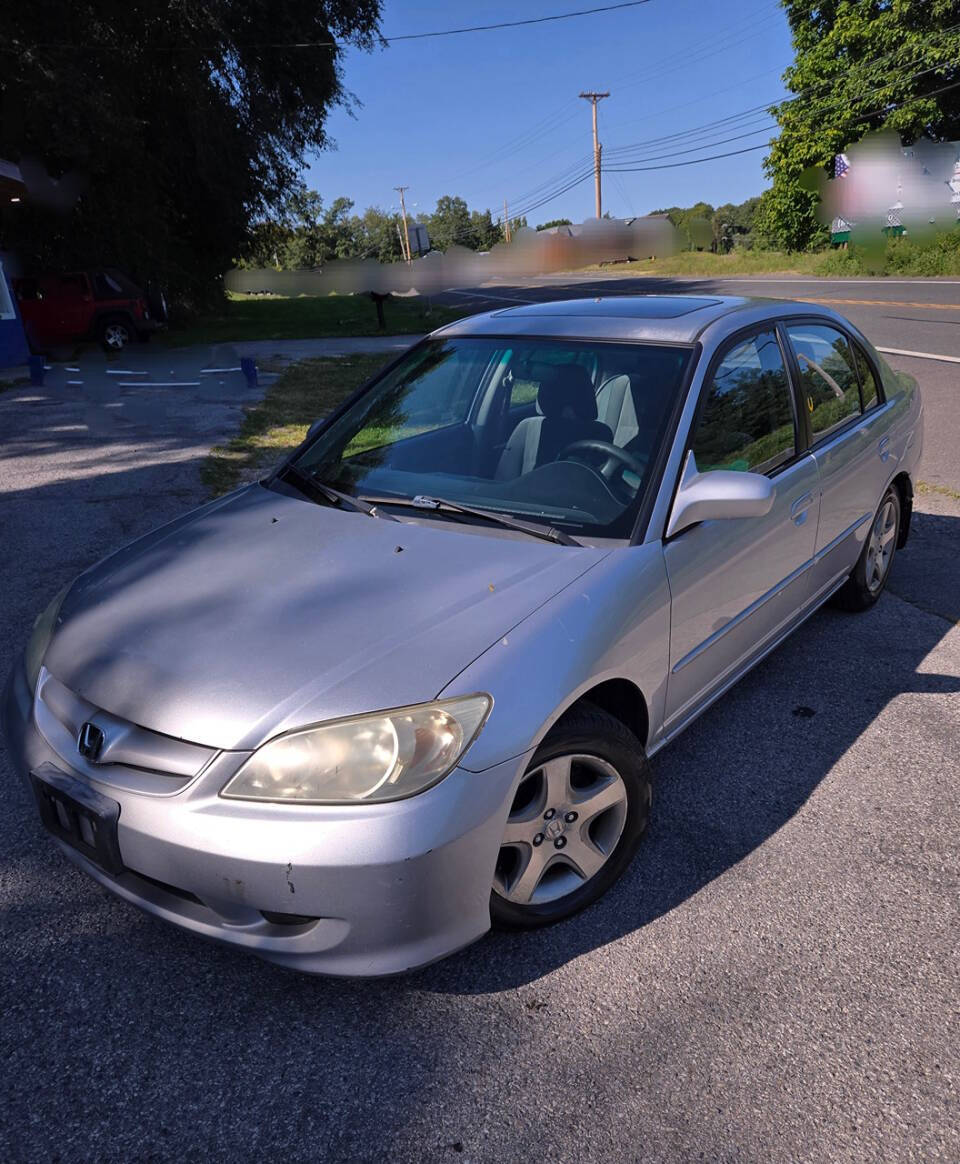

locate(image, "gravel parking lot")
(1, 318), (957, 1162)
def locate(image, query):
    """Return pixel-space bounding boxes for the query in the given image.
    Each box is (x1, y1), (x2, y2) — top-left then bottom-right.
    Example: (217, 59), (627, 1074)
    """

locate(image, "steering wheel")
(559, 439), (646, 485)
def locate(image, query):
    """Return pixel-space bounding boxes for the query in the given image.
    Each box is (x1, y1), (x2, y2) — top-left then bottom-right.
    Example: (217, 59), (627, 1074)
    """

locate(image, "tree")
(713, 196), (761, 251)
(425, 195), (475, 251)
(761, 0), (960, 251)
(536, 218), (573, 231)
(351, 206), (407, 263)
(0, 1), (381, 305)
(470, 209), (501, 251)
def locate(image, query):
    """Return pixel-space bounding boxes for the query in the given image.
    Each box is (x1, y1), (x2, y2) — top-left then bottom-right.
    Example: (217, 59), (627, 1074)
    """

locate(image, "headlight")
(25, 584), (70, 693)
(220, 694), (491, 804)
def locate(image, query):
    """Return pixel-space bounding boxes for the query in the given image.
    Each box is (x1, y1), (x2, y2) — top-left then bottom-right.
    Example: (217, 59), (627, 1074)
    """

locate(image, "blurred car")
(13, 267), (166, 352)
(4, 295), (922, 976)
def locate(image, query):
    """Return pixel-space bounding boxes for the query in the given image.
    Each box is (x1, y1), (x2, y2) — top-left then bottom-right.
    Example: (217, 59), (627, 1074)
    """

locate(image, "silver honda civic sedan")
(4, 295), (923, 975)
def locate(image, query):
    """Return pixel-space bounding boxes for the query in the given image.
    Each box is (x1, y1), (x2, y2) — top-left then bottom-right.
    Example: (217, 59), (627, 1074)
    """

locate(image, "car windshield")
(286, 336), (693, 538)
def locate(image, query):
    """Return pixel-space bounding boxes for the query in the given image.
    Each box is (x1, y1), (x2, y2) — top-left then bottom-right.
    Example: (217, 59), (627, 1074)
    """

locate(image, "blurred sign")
(226, 217), (678, 297)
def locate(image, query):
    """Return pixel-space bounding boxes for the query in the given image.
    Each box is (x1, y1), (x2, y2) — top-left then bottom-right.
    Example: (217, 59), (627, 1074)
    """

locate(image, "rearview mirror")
(666, 450), (776, 539)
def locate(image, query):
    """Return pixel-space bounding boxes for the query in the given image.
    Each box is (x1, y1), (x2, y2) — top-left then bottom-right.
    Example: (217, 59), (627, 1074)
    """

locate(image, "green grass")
(599, 250), (821, 277)
(202, 354), (385, 495)
(168, 292), (466, 348)
(916, 480), (960, 503)
(598, 230), (960, 279)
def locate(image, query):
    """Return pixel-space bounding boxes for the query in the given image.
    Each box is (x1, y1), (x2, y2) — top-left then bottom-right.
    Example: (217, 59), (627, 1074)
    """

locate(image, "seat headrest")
(537, 364), (598, 421)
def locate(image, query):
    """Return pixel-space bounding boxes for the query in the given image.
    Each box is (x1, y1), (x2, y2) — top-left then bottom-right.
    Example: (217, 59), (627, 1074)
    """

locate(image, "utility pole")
(503, 198), (511, 243)
(394, 185), (412, 261)
(579, 91), (609, 219)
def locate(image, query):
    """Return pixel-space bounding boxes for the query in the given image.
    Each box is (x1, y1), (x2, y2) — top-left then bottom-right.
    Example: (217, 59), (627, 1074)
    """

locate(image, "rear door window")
(786, 324), (862, 441)
(691, 329), (796, 474)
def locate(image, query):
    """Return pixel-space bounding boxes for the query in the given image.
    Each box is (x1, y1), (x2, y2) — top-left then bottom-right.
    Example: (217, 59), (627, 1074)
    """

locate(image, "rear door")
(782, 320), (896, 597)
(662, 325), (819, 733)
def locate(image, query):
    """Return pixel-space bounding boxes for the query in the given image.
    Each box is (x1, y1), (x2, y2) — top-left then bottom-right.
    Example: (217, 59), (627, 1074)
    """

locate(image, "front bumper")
(3, 663), (524, 976)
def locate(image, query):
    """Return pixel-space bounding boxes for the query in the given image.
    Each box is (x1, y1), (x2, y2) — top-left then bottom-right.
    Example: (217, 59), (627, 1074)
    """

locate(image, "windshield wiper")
(278, 465), (398, 521)
(357, 493), (581, 546)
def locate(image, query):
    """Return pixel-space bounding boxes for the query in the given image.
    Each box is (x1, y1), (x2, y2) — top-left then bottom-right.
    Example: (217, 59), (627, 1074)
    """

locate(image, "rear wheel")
(99, 317), (134, 352)
(834, 486), (901, 612)
(490, 706), (651, 930)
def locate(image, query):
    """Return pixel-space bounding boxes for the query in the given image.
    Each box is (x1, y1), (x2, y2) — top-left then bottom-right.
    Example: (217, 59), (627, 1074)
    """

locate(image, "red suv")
(13, 268), (166, 352)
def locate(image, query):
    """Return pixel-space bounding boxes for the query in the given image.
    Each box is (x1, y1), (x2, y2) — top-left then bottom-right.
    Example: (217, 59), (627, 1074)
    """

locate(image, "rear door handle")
(878, 436), (891, 461)
(790, 491), (815, 525)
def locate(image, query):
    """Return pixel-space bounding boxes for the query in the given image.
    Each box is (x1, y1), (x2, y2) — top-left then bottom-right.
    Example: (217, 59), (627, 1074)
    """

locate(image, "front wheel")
(834, 486), (901, 612)
(490, 706), (651, 930)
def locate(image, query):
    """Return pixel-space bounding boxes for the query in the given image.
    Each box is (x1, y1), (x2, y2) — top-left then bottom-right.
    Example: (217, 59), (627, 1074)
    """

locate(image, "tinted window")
(692, 330), (795, 474)
(853, 342), (879, 411)
(93, 271), (125, 297)
(787, 324), (861, 441)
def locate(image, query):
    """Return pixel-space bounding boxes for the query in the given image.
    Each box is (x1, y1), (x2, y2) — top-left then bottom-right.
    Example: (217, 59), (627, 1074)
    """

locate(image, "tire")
(99, 317), (134, 352)
(833, 486), (901, 612)
(490, 705), (651, 930)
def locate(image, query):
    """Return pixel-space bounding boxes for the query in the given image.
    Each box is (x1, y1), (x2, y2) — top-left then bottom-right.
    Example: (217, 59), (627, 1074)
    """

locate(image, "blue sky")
(305, 0), (795, 226)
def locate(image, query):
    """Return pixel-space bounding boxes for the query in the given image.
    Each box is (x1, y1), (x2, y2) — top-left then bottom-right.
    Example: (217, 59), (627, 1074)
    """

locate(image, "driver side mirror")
(306, 417), (327, 442)
(666, 450), (776, 539)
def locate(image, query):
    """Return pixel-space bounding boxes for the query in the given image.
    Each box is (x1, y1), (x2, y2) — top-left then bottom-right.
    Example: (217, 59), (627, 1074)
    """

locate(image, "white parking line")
(200, 367), (242, 373)
(106, 369), (148, 375)
(876, 346), (960, 365)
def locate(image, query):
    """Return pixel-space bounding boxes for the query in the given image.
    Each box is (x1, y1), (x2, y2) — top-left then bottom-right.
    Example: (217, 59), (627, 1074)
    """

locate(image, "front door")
(662, 327), (819, 735)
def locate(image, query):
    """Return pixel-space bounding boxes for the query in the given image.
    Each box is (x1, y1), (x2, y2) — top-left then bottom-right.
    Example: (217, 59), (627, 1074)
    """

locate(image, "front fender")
(441, 542), (671, 773)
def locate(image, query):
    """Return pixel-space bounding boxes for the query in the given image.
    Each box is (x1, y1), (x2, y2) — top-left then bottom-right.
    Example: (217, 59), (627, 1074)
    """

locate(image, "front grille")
(34, 668), (218, 795)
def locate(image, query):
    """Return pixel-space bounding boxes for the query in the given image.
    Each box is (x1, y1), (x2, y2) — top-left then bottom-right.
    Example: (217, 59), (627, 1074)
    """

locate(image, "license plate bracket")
(30, 762), (124, 876)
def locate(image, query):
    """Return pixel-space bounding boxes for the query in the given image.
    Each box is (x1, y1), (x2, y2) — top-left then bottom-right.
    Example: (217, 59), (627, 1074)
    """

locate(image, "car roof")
(433, 294), (840, 344)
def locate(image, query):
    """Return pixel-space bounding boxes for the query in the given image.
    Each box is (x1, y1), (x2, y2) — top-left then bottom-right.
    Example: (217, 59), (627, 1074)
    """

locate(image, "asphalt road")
(1, 294), (958, 1162)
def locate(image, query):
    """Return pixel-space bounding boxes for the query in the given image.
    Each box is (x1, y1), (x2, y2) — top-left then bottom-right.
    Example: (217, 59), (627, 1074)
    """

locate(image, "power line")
(605, 22), (960, 159)
(10, 1), (656, 52)
(604, 77), (960, 175)
(387, 1), (654, 41)
(508, 64), (960, 220)
(460, 3), (782, 198)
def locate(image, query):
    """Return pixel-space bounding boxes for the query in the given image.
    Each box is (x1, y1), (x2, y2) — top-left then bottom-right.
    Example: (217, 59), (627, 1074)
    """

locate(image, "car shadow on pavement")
(414, 507), (960, 994)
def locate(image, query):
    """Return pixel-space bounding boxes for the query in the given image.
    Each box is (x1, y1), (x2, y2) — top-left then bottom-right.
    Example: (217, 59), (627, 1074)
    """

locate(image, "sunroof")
(500, 296), (723, 319)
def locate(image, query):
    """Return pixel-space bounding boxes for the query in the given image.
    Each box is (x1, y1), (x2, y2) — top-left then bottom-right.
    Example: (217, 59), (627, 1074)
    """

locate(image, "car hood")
(46, 484), (605, 750)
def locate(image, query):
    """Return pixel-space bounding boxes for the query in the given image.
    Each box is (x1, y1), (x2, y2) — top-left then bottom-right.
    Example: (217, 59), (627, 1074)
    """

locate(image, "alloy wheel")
(494, 753), (629, 906)
(865, 497), (897, 593)
(104, 323), (130, 350)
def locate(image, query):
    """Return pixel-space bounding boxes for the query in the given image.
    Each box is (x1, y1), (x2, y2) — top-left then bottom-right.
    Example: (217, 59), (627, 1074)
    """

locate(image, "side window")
(692, 330), (795, 474)
(786, 324), (861, 441)
(852, 342), (879, 412)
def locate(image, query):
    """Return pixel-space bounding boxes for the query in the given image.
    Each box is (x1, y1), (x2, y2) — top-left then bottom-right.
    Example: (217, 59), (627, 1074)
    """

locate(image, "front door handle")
(878, 435), (891, 461)
(790, 491), (815, 525)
